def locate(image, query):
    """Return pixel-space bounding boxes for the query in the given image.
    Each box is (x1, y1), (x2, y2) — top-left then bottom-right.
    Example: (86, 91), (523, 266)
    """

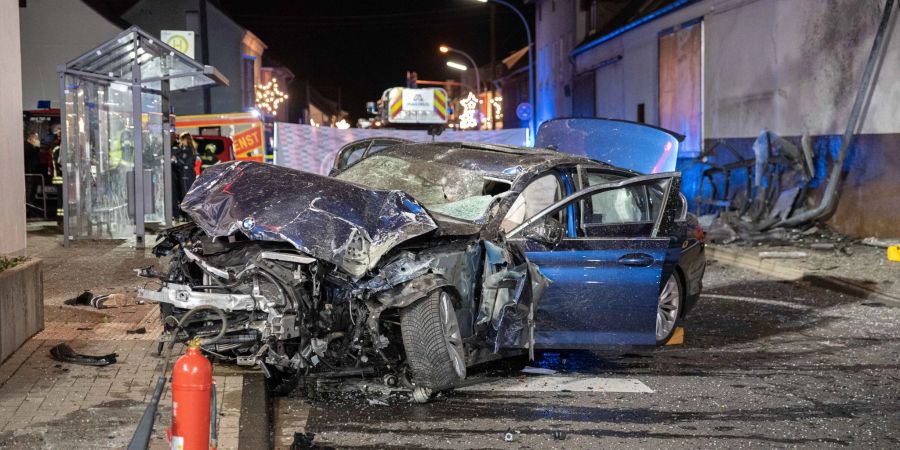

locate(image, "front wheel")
(401, 290), (466, 395)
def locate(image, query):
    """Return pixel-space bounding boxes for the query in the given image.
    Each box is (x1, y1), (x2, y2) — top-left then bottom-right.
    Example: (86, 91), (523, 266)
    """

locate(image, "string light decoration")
(255, 80), (288, 116)
(459, 92), (479, 129)
(491, 95), (503, 122)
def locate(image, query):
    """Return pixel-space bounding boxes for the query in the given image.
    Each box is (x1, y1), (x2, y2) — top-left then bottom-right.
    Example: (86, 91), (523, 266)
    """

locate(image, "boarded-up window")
(573, 71), (595, 117)
(659, 20), (702, 156)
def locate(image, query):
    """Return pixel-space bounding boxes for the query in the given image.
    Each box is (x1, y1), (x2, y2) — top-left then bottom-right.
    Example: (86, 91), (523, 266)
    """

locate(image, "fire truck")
(369, 87), (449, 134)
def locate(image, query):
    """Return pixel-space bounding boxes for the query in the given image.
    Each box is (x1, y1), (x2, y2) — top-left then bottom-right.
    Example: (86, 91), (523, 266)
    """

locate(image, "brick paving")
(0, 232), (246, 449)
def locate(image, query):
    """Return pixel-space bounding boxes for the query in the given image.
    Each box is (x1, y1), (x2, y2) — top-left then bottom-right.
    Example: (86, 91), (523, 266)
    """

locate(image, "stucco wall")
(705, 0), (899, 138)
(573, 0), (900, 139)
(19, 0), (122, 110)
(2, 1), (26, 256)
(572, 0), (900, 237)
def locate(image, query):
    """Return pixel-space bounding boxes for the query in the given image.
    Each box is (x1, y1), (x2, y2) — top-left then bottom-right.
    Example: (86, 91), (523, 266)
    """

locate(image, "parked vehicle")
(194, 135), (235, 172)
(139, 121), (705, 401)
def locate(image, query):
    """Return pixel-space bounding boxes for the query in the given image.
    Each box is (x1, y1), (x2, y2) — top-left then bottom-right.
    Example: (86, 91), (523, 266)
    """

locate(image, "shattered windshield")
(336, 154), (501, 221)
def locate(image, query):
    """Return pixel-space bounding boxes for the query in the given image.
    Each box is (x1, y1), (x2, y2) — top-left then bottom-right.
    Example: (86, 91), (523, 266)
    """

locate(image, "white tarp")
(274, 123), (529, 175)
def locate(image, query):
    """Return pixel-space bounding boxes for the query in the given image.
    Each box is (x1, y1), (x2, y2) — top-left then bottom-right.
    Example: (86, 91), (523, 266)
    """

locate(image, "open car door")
(535, 118), (682, 174)
(506, 172), (682, 348)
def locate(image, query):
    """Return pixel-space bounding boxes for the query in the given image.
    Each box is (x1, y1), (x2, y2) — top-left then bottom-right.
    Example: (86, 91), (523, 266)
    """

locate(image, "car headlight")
(341, 229), (370, 279)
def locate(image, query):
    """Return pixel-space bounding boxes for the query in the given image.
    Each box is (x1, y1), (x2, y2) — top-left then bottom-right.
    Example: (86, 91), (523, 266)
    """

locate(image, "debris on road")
(63, 291), (131, 309)
(49, 343), (118, 366)
(552, 430), (567, 440)
(126, 327), (147, 335)
(862, 237), (900, 248)
(759, 251), (808, 259)
(521, 366), (557, 375)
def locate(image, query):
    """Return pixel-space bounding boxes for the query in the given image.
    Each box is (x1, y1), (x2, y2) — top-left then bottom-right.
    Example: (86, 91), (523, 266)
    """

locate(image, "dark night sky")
(216, 0), (535, 122)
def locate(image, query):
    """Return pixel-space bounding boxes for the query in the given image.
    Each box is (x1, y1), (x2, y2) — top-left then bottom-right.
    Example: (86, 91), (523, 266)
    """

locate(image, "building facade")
(535, 0), (900, 237)
(19, 0), (122, 110)
(123, 0), (266, 115)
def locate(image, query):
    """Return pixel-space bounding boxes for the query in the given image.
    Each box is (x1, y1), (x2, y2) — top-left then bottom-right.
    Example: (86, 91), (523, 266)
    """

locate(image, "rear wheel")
(656, 273), (683, 344)
(401, 290), (466, 395)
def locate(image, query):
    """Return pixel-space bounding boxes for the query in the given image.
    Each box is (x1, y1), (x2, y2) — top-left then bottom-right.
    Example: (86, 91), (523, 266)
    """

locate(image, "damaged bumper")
(139, 282), (256, 312)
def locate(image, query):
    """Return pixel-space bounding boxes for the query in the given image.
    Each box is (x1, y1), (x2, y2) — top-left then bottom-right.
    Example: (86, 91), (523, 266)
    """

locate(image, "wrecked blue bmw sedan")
(140, 119), (705, 401)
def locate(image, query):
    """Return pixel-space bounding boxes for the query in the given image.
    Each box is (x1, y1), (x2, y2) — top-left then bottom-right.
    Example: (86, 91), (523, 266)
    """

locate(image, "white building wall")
(1, 1), (26, 256)
(19, 0), (122, 110)
(574, 1), (711, 132)
(574, 0), (900, 140)
(535, 0), (577, 124)
(705, 0), (899, 138)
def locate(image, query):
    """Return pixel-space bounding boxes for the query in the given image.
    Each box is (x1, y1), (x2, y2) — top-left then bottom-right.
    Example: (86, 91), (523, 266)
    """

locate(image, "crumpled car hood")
(181, 161), (437, 278)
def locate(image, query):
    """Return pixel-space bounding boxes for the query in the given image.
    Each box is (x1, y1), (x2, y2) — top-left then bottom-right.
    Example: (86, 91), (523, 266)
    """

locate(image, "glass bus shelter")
(58, 26), (226, 246)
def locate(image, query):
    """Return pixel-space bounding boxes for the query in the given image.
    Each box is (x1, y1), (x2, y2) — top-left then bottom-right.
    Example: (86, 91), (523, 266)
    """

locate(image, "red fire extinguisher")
(170, 338), (214, 450)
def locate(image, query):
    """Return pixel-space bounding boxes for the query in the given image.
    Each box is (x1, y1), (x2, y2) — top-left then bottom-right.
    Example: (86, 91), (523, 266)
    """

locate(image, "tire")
(656, 272), (684, 345)
(400, 290), (466, 392)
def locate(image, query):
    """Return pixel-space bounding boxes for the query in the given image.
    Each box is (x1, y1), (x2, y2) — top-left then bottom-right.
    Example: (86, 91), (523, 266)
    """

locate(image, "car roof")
(371, 141), (623, 183)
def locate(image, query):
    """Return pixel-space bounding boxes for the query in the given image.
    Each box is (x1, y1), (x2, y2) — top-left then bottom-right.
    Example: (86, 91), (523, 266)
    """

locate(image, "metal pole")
(58, 68), (70, 247)
(162, 80), (173, 227)
(200, 0), (211, 114)
(490, 0), (534, 138)
(131, 35), (145, 248)
(778, 0), (895, 227)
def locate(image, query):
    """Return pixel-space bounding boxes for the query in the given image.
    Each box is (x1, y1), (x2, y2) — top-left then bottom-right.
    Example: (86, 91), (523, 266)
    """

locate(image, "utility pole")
(199, 0), (211, 114)
(490, 4), (496, 75)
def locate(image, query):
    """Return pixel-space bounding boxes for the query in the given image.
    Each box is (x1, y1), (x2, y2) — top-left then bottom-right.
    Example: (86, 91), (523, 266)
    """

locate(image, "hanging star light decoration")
(255, 80), (289, 116)
(459, 92), (479, 129)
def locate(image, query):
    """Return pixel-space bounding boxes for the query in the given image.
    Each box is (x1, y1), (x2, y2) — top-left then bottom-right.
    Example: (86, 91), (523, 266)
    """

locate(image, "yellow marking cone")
(888, 245), (900, 262)
(665, 327), (684, 345)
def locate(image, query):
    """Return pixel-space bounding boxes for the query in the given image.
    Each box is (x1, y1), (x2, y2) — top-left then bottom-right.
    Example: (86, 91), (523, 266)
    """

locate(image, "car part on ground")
(49, 343), (118, 366)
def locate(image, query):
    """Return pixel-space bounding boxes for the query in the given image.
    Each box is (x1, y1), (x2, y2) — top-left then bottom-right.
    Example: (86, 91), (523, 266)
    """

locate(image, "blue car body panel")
(521, 240), (671, 348)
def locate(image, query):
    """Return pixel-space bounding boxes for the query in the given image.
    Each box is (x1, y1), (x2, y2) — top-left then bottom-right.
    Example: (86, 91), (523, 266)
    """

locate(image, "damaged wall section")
(569, 0), (900, 237)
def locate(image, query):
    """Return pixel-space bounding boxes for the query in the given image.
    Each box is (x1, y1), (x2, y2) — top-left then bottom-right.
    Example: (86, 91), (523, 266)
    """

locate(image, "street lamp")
(446, 61), (468, 71)
(439, 45), (481, 95)
(474, 0), (534, 137)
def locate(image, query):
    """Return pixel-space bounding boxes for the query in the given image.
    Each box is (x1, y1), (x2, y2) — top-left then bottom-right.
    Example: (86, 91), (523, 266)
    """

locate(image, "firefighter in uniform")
(172, 132), (199, 220)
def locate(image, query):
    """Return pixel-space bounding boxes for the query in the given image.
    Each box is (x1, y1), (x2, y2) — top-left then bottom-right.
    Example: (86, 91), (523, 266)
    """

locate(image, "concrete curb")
(708, 245), (900, 306)
(238, 373), (272, 450)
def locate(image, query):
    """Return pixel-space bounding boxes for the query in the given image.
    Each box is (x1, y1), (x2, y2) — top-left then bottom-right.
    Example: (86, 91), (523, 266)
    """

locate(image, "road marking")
(702, 293), (812, 310)
(457, 376), (654, 393)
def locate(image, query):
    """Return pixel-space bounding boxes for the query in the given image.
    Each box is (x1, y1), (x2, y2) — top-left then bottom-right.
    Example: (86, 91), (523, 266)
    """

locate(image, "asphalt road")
(272, 262), (900, 449)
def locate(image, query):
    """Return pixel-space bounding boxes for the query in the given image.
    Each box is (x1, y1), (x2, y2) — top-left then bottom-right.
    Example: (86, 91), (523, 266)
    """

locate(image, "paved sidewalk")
(708, 243), (900, 305)
(0, 232), (246, 449)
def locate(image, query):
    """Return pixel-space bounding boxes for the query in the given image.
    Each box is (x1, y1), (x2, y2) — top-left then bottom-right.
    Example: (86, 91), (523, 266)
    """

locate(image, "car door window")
(501, 174), (563, 233)
(507, 173), (678, 241)
(337, 142), (369, 170)
(581, 177), (672, 237)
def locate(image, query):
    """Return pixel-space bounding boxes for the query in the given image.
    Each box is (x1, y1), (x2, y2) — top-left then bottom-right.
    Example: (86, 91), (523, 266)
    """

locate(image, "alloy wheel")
(439, 292), (466, 378)
(656, 275), (681, 342)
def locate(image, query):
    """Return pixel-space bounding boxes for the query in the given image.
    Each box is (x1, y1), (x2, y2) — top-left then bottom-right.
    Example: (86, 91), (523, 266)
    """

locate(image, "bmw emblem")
(241, 217), (255, 230)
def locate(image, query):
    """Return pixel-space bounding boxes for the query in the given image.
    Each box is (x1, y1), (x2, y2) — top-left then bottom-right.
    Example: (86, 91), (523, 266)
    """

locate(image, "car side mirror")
(523, 217), (564, 246)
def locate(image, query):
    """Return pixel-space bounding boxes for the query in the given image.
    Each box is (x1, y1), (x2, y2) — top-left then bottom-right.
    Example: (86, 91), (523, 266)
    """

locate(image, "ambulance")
(175, 112), (273, 166)
(375, 87), (449, 132)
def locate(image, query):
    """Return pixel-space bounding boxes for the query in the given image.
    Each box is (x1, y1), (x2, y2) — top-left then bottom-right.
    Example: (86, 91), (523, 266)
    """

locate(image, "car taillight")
(693, 225), (706, 243)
